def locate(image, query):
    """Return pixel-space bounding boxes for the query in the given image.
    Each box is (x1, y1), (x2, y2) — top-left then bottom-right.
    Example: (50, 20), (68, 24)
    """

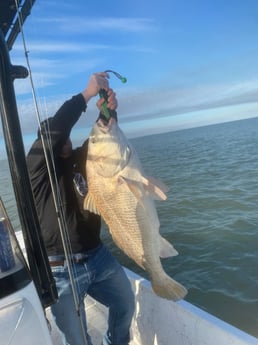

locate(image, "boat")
(1, 1), (258, 344)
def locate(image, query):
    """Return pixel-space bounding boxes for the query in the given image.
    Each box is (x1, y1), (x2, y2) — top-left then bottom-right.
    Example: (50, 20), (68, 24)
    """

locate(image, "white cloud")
(116, 79), (258, 121)
(11, 55), (106, 96)
(14, 42), (110, 54)
(9, 76), (258, 139)
(14, 41), (154, 56)
(36, 17), (157, 34)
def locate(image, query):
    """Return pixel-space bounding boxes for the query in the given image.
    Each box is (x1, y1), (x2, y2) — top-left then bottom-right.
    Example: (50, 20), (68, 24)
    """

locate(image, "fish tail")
(151, 273), (187, 301)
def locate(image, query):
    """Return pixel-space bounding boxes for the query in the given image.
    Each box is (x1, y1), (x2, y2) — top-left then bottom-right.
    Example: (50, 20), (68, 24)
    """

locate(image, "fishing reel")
(99, 69), (127, 120)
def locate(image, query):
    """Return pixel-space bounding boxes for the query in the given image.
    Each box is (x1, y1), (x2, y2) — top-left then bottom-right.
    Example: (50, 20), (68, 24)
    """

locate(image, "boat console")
(0, 199), (54, 345)
(0, 198), (32, 294)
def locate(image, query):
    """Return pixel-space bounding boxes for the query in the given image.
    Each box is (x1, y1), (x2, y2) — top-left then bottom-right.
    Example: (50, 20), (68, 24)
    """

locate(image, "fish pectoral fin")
(119, 175), (168, 201)
(159, 236), (178, 258)
(141, 176), (168, 201)
(119, 176), (144, 203)
(83, 193), (101, 215)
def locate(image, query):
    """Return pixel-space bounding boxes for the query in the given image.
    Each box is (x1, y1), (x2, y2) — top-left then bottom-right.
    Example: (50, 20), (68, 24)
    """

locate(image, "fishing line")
(14, 2), (88, 344)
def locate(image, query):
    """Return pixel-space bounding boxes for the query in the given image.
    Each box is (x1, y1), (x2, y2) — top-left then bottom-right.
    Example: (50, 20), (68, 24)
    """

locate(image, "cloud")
(36, 17), (157, 34)
(11, 54), (106, 96)
(4, 76), (257, 140)
(14, 42), (109, 54)
(10, 40), (154, 97)
(14, 40), (154, 57)
(105, 78), (258, 141)
(116, 79), (258, 121)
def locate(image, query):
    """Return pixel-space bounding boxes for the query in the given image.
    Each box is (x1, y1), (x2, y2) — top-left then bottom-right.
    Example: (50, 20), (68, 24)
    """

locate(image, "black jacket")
(27, 93), (101, 255)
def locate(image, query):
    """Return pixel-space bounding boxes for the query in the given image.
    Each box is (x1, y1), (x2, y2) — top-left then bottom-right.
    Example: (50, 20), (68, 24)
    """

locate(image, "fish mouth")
(96, 117), (116, 133)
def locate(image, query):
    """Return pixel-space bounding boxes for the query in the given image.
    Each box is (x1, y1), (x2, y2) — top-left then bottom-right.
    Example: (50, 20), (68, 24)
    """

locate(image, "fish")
(83, 118), (187, 301)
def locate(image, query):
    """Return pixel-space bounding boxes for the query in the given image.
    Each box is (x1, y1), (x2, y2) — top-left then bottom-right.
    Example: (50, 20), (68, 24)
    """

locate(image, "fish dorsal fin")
(141, 176), (168, 201)
(159, 236), (178, 258)
(83, 193), (101, 215)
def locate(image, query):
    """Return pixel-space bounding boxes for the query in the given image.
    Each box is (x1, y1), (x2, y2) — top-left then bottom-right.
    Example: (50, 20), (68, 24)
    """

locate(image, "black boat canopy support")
(0, 0), (36, 50)
(0, 27), (57, 307)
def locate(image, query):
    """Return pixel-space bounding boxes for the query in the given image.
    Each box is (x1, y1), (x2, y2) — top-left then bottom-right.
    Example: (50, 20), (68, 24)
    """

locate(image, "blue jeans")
(50, 244), (135, 345)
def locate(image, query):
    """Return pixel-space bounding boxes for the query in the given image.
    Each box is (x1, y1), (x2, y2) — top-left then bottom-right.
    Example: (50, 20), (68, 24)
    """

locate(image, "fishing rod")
(14, 2), (89, 344)
(99, 69), (127, 120)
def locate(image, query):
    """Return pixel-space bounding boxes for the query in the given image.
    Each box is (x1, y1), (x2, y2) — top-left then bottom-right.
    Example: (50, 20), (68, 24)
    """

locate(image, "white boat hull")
(0, 281), (54, 345)
(127, 269), (258, 345)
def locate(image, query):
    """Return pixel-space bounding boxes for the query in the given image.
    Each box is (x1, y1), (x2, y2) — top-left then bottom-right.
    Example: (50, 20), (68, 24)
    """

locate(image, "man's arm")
(27, 72), (110, 174)
(40, 72), (111, 154)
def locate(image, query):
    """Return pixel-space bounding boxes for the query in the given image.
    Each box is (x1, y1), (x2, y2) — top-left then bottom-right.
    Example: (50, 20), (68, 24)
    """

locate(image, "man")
(27, 72), (135, 345)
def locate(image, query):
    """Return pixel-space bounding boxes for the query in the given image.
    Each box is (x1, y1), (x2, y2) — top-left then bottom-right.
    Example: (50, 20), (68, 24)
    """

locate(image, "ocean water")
(1, 117), (258, 337)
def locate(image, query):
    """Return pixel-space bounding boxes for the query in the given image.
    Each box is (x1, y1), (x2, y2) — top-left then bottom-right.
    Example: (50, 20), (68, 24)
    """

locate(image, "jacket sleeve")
(27, 93), (86, 175)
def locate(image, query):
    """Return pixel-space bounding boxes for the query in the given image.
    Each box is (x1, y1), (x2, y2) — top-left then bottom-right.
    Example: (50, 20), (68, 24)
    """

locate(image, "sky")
(1, 0), (258, 156)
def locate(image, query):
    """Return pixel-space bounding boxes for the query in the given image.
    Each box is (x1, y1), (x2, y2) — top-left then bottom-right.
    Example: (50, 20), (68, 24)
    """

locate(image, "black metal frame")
(0, 0), (36, 50)
(0, 1), (57, 307)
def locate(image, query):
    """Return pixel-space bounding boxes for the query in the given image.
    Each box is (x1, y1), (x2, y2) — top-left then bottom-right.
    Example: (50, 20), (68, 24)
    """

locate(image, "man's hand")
(82, 72), (109, 103)
(97, 88), (118, 111)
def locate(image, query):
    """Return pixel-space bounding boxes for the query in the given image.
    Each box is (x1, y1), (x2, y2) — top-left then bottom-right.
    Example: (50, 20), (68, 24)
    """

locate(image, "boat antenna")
(14, 1), (89, 344)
